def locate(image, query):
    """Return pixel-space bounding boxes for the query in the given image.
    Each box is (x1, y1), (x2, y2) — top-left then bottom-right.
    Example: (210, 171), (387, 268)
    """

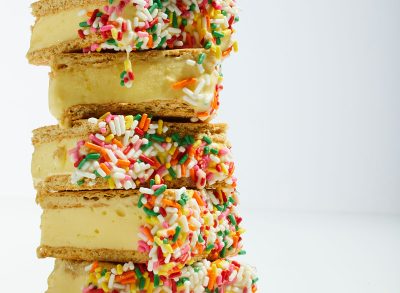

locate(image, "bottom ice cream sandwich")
(47, 259), (258, 293)
(38, 188), (244, 275)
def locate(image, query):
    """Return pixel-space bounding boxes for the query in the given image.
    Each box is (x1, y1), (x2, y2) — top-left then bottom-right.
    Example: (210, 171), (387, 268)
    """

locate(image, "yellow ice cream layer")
(30, 6), (95, 52)
(49, 52), (219, 121)
(46, 261), (86, 293)
(31, 139), (76, 186)
(41, 196), (143, 250)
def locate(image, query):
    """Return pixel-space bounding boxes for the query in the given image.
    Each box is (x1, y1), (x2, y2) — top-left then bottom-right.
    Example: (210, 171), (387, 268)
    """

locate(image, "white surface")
(0, 0), (399, 292)
(1, 198), (400, 292)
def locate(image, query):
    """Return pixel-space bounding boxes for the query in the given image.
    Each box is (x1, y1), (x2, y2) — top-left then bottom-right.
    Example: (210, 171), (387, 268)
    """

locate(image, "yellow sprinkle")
(193, 140), (202, 148)
(157, 120), (163, 135)
(100, 112), (111, 120)
(146, 282), (154, 293)
(218, 76), (224, 83)
(125, 115), (134, 129)
(95, 267), (102, 273)
(165, 162), (171, 169)
(124, 59), (132, 72)
(105, 134), (114, 143)
(111, 28), (118, 39)
(108, 178), (115, 189)
(169, 145), (177, 155)
(215, 46), (222, 59)
(154, 236), (163, 247)
(220, 163), (229, 175)
(164, 175), (172, 181)
(155, 174), (161, 185)
(116, 264), (123, 275)
(96, 272), (101, 279)
(101, 282), (109, 292)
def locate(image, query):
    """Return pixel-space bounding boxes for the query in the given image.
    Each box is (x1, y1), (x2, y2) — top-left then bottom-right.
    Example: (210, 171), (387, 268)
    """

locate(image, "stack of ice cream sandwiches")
(28, 0), (258, 292)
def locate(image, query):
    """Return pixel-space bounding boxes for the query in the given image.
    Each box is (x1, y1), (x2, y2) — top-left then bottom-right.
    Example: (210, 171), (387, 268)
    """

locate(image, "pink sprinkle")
(100, 127), (107, 134)
(151, 184), (164, 190)
(162, 222), (169, 228)
(100, 24), (114, 32)
(137, 31), (149, 38)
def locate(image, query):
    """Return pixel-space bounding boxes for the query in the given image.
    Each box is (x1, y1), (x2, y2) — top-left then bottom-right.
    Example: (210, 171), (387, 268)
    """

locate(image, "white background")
(0, 0), (399, 292)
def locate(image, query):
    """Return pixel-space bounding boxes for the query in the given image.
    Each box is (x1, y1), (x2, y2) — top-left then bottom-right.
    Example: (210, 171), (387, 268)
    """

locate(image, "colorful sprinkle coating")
(138, 187), (243, 275)
(78, 0), (239, 88)
(83, 259), (257, 293)
(69, 113), (236, 189)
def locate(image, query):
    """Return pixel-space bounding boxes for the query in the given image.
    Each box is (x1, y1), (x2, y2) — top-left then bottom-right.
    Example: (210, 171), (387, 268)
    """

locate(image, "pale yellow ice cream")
(41, 196), (143, 251)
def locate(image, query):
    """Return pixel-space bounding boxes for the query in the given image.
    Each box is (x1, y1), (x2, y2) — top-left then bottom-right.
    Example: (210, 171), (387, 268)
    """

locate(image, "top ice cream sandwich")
(28, 0), (239, 65)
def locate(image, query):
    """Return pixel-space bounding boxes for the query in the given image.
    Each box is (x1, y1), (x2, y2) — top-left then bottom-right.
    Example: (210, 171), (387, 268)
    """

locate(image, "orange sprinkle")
(172, 78), (197, 89)
(116, 159), (131, 168)
(196, 112), (209, 119)
(190, 168), (195, 182)
(85, 142), (102, 153)
(90, 261), (98, 272)
(170, 158), (178, 166)
(100, 163), (111, 175)
(147, 34), (153, 48)
(189, 224), (197, 231)
(162, 199), (180, 209)
(207, 271), (216, 290)
(222, 46), (233, 57)
(143, 117), (151, 132)
(142, 227), (154, 242)
(120, 277), (136, 285)
(139, 114), (148, 129)
(206, 15), (211, 30)
(112, 138), (123, 148)
(181, 164), (187, 177)
(192, 191), (205, 206)
(115, 271), (136, 282)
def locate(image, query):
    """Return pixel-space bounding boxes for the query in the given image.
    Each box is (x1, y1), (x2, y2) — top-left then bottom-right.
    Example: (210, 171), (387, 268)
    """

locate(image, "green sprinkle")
(140, 141), (153, 151)
(220, 245), (227, 257)
(157, 36), (167, 48)
(194, 267), (201, 272)
(149, 179), (155, 187)
(109, 0), (114, 4)
(211, 23), (218, 30)
(78, 158), (88, 169)
(134, 114), (142, 121)
(172, 12), (178, 28)
(154, 274), (160, 287)
(135, 267), (142, 278)
(154, 185), (167, 196)
(150, 134), (165, 143)
(106, 38), (117, 46)
(79, 21), (90, 27)
(101, 268), (107, 276)
(163, 238), (169, 244)
(148, 3), (158, 13)
(179, 154), (189, 165)
(143, 207), (159, 216)
(181, 18), (188, 26)
(77, 179), (85, 186)
(189, 4), (196, 11)
(202, 136), (212, 145)
(206, 244), (215, 251)
(172, 226), (181, 242)
(228, 214), (237, 226)
(177, 277), (189, 286)
(204, 146), (210, 155)
(183, 135), (195, 145)
(216, 37), (222, 45)
(239, 250), (247, 255)
(120, 79), (125, 87)
(138, 194), (144, 208)
(198, 233), (204, 243)
(197, 53), (206, 64)
(139, 277), (146, 290)
(252, 277), (259, 284)
(235, 16), (240, 22)
(86, 153), (101, 160)
(210, 148), (219, 155)
(171, 133), (181, 143)
(168, 167), (177, 179)
(204, 40), (212, 49)
(136, 41), (144, 49)
(221, 10), (227, 16)
(120, 71), (127, 79)
(94, 170), (101, 178)
(212, 31), (225, 38)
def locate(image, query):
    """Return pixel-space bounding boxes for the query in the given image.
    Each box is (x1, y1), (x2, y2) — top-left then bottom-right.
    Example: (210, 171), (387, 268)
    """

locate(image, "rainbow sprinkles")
(69, 113), (236, 190)
(77, 0), (239, 87)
